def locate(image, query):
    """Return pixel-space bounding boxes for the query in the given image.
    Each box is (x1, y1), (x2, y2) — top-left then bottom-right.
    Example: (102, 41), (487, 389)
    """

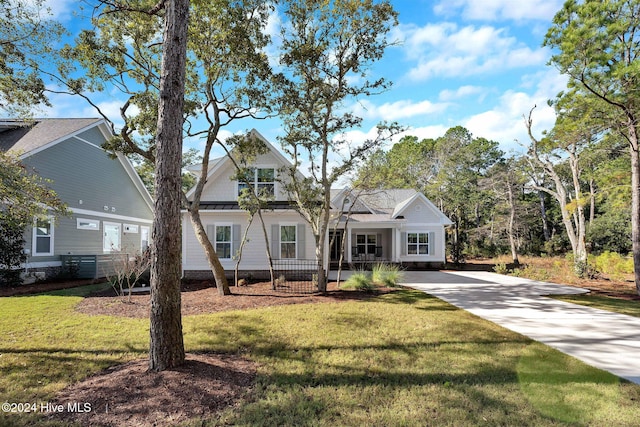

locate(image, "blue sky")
(41, 0), (568, 158)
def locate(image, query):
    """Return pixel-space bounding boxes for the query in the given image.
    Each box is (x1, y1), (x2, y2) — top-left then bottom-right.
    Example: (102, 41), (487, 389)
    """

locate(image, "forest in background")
(354, 123), (631, 274)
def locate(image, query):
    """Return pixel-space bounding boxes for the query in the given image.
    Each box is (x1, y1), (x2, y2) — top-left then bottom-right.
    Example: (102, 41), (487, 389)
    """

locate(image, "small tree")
(107, 249), (151, 303)
(0, 212), (27, 286)
(0, 150), (68, 286)
(274, 0), (401, 292)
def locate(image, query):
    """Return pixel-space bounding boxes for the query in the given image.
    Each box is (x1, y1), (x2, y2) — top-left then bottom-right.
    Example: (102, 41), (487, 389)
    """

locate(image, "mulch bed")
(48, 353), (257, 427)
(75, 280), (390, 318)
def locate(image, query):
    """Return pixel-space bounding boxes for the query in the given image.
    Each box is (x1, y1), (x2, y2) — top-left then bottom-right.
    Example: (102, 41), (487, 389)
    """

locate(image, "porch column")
(347, 227), (352, 263)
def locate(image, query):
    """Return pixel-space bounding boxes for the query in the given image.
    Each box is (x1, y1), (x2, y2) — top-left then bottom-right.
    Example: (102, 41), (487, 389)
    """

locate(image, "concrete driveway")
(401, 270), (640, 385)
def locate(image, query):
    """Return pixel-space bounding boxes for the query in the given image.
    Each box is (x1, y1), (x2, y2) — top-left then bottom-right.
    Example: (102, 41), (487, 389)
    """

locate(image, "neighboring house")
(0, 118), (154, 279)
(182, 129), (452, 279)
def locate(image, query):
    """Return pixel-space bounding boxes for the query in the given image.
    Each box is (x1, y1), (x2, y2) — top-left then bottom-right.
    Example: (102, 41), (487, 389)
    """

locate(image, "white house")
(181, 130), (452, 280)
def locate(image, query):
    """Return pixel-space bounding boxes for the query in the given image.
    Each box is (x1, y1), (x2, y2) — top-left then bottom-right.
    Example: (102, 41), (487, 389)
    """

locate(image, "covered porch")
(328, 217), (405, 269)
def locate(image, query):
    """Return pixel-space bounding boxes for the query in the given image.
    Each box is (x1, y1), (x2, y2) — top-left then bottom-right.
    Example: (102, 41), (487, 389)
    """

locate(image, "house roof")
(331, 188), (453, 226)
(198, 201), (300, 210)
(0, 117), (154, 211)
(0, 118), (105, 155)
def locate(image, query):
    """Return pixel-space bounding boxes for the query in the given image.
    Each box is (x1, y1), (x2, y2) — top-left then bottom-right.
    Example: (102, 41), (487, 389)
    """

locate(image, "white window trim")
(280, 222), (297, 260)
(103, 221), (122, 252)
(237, 166), (276, 197)
(355, 233), (377, 256)
(406, 232), (430, 256)
(214, 223), (233, 260)
(123, 223), (139, 234)
(140, 226), (150, 252)
(77, 218), (100, 231)
(32, 216), (54, 256)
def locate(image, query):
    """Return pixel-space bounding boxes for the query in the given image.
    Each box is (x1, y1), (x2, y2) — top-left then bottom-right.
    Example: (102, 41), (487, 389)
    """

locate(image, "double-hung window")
(280, 225), (297, 259)
(33, 217), (54, 256)
(215, 225), (232, 259)
(407, 232), (430, 255)
(237, 167), (275, 197)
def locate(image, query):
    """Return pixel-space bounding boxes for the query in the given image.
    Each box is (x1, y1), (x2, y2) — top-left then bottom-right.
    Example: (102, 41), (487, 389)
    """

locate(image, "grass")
(553, 294), (640, 318)
(1, 284), (640, 426)
(341, 263), (405, 291)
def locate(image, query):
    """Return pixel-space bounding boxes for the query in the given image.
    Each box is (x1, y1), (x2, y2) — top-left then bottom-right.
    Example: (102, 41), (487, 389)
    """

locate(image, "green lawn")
(552, 294), (640, 318)
(1, 286), (639, 426)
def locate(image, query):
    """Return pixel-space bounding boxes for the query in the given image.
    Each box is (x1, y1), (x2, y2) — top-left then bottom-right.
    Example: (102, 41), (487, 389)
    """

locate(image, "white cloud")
(351, 99), (450, 121)
(43, 0), (75, 21)
(395, 22), (549, 82)
(462, 69), (567, 152)
(434, 0), (564, 22)
(438, 85), (485, 101)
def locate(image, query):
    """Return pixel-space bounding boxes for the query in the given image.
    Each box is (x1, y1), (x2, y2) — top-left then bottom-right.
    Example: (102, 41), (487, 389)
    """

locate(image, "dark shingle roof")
(0, 118), (104, 155)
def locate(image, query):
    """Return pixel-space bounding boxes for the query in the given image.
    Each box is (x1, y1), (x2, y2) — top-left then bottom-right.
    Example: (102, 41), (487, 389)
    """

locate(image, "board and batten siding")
(182, 211), (315, 272)
(198, 150), (294, 202)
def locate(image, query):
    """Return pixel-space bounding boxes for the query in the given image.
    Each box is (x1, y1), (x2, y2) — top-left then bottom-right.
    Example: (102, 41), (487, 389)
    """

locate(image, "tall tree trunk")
(506, 183), (519, 266)
(589, 178), (596, 224)
(235, 214), (254, 286)
(538, 190), (551, 242)
(188, 208), (230, 295)
(149, 0), (188, 372)
(316, 219), (328, 294)
(628, 122), (640, 295)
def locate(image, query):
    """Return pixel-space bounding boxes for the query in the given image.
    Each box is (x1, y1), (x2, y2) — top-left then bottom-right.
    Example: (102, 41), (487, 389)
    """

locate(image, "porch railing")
(60, 253), (129, 279)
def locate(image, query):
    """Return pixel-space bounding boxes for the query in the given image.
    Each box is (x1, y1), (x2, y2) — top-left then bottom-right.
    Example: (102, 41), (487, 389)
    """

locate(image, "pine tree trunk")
(628, 124), (640, 295)
(149, 0), (189, 372)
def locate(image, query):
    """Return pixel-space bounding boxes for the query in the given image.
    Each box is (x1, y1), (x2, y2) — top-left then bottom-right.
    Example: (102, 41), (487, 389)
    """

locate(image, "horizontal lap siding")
(401, 225), (446, 263)
(183, 211), (315, 271)
(24, 134), (152, 219)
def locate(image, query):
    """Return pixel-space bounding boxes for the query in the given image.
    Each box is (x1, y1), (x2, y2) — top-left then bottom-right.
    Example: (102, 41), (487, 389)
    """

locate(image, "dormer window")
(238, 167), (275, 198)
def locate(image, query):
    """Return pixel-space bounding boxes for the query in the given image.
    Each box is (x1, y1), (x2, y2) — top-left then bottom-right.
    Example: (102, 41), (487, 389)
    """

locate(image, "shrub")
(493, 262), (508, 275)
(0, 213), (27, 287)
(341, 271), (375, 292)
(591, 251), (633, 281)
(371, 263), (404, 287)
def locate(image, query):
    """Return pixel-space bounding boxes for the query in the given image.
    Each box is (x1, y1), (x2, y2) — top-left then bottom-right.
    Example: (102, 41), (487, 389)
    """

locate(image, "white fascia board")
(71, 207), (153, 224)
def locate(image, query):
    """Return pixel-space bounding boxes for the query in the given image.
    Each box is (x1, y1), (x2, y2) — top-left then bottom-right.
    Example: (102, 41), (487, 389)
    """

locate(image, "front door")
(103, 222), (121, 252)
(329, 230), (344, 261)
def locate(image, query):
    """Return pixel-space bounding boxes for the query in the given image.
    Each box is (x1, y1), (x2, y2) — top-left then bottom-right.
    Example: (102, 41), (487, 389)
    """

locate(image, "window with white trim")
(280, 225), (297, 259)
(215, 225), (232, 259)
(33, 217), (54, 256)
(237, 167), (275, 197)
(77, 218), (100, 230)
(407, 232), (430, 255)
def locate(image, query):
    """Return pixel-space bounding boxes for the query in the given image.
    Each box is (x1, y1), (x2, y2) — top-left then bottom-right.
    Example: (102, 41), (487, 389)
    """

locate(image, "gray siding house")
(0, 118), (154, 279)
